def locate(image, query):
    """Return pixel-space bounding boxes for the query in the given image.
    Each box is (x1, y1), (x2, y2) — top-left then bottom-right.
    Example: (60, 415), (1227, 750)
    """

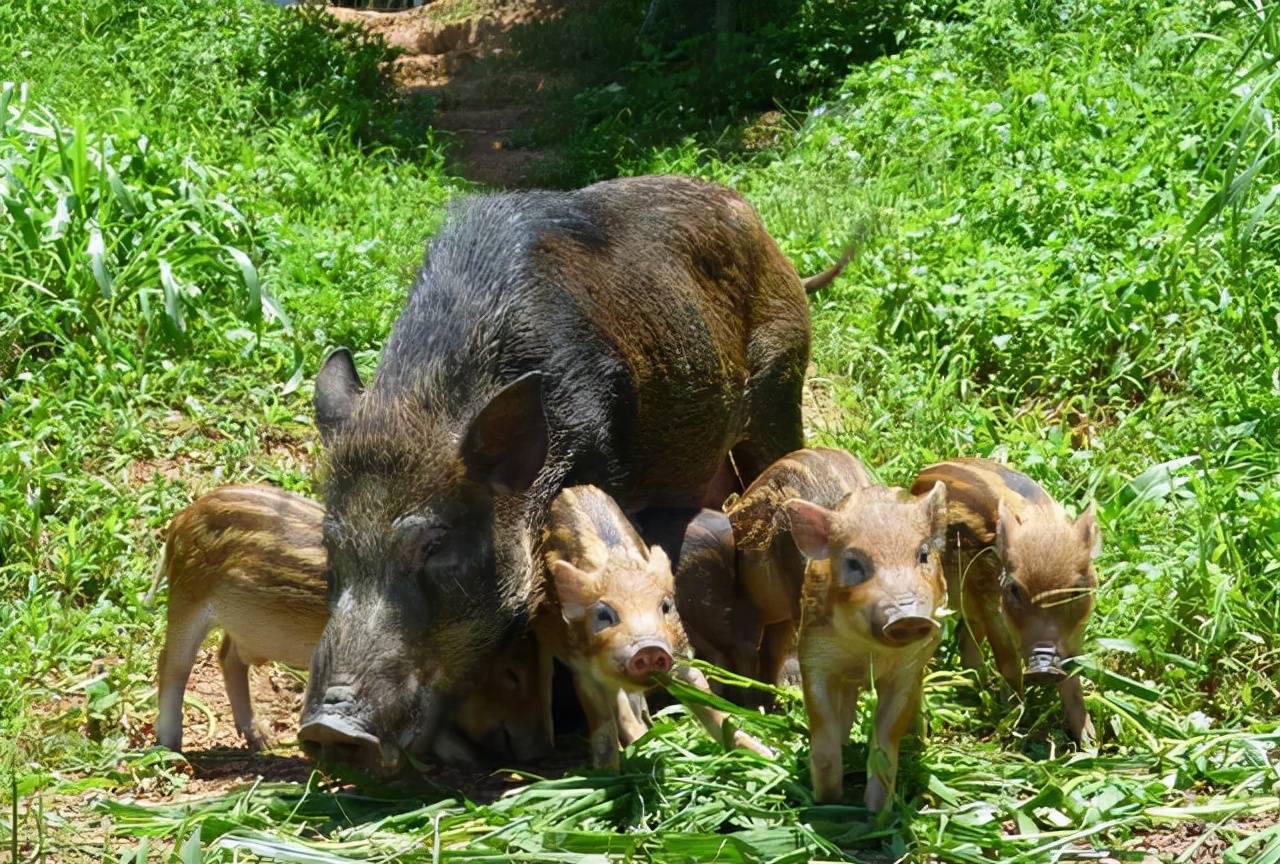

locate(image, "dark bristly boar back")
(726, 448), (875, 690)
(911, 457), (1101, 744)
(153, 485), (550, 763)
(786, 482), (948, 811)
(302, 175), (810, 775)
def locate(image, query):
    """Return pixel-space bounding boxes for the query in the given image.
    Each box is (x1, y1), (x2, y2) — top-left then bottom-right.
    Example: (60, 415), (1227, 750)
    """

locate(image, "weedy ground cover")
(1, 0), (1278, 861)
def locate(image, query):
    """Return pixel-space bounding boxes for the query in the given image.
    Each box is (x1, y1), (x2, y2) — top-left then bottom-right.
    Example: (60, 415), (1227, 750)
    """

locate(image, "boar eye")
(591, 602), (620, 633)
(840, 553), (870, 587)
(660, 596), (674, 616)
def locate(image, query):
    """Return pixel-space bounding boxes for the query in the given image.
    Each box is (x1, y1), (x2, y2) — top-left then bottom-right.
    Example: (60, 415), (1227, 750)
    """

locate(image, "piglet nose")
(1024, 642), (1065, 685)
(626, 644), (673, 681)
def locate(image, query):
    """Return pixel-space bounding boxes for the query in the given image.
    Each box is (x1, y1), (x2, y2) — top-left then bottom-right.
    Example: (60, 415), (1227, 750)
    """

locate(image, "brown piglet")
(152, 485), (547, 761)
(912, 457), (1100, 743)
(671, 509), (761, 688)
(727, 448), (876, 689)
(536, 486), (773, 768)
(786, 482), (949, 811)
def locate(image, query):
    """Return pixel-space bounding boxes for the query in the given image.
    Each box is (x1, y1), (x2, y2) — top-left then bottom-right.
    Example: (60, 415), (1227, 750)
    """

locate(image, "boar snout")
(874, 593), (939, 646)
(1024, 642), (1066, 685)
(298, 710), (394, 774)
(623, 640), (674, 683)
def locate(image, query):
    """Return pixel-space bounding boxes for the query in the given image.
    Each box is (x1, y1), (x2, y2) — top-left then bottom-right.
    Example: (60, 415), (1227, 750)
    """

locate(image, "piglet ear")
(784, 498), (834, 559)
(995, 499), (1018, 560)
(550, 559), (595, 620)
(1077, 502), (1102, 559)
(646, 544), (672, 575)
(919, 480), (948, 542)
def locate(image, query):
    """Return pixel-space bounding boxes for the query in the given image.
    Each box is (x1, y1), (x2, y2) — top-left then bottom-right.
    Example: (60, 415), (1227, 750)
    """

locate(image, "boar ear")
(919, 480), (948, 540)
(1077, 502), (1102, 559)
(784, 498), (834, 559)
(550, 559), (595, 620)
(461, 372), (548, 495)
(315, 348), (363, 446)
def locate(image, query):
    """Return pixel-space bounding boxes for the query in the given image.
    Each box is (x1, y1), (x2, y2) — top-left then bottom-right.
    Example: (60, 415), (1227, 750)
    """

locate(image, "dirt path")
(329, 0), (574, 188)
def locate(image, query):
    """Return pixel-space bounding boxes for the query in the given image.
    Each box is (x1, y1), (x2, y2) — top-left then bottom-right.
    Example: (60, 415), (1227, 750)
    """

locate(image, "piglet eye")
(840, 553), (870, 587)
(591, 601), (620, 633)
(917, 543), (931, 565)
(660, 596), (674, 616)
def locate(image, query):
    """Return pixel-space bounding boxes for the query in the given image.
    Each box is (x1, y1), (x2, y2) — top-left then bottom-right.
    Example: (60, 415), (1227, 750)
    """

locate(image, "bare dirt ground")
(112, 648), (580, 803)
(328, 0), (575, 188)
(1127, 812), (1280, 863)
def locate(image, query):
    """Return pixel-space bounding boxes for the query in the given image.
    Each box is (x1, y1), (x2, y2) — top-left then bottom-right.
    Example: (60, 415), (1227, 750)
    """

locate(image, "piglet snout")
(1024, 642), (1066, 685)
(625, 641), (674, 682)
(877, 594), (939, 646)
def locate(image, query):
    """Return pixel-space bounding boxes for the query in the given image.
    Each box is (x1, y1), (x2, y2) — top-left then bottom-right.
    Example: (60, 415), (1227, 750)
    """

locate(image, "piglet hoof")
(729, 729), (775, 759)
(863, 777), (890, 813)
(242, 723), (274, 752)
(1075, 715), (1097, 749)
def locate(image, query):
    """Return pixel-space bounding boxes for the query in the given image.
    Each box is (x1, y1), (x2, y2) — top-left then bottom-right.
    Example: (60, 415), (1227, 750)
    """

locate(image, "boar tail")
(800, 220), (872, 294)
(144, 535), (172, 605)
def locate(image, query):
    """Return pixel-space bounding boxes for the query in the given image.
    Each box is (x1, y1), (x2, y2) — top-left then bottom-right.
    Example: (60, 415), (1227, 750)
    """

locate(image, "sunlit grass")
(1, 0), (1278, 861)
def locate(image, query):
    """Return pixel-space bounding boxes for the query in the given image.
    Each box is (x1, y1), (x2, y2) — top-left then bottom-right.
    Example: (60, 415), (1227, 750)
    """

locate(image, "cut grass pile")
(2, 0), (1279, 861)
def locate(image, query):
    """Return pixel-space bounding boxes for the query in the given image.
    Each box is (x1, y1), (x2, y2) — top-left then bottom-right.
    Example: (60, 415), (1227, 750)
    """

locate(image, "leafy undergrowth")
(3, 0), (1280, 861)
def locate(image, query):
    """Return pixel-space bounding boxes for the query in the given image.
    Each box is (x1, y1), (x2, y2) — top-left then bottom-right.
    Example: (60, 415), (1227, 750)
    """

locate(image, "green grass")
(2, 0), (1279, 861)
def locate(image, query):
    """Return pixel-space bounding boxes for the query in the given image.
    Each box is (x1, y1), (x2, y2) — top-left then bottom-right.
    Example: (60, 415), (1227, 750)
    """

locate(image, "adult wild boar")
(300, 175), (814, 773)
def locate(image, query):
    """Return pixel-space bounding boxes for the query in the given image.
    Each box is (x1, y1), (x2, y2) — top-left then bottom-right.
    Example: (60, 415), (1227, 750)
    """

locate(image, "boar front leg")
(803, 667), (859, 804)
(1057, 673), (1095, 746)
(536, 642), (557, 750)
(574, 675), (621, 769)
(865, 665), (924, 812)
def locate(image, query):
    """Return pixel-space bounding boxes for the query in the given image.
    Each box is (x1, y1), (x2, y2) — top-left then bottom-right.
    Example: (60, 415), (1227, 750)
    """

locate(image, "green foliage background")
(1, 0), (1277, 860)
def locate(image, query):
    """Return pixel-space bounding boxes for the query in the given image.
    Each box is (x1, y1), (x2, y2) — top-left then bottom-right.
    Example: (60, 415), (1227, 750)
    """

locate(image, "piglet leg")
(673, 665), (774, 757)
(1057, 673), (1095, 746)
(978, 600), (1024, 695)
(615, 690), (649, 746)
(803, 667), (859, 804)
(574, 675), (621, 769)
(865, 667), (923, 812)
(218, 635), (270, 750)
